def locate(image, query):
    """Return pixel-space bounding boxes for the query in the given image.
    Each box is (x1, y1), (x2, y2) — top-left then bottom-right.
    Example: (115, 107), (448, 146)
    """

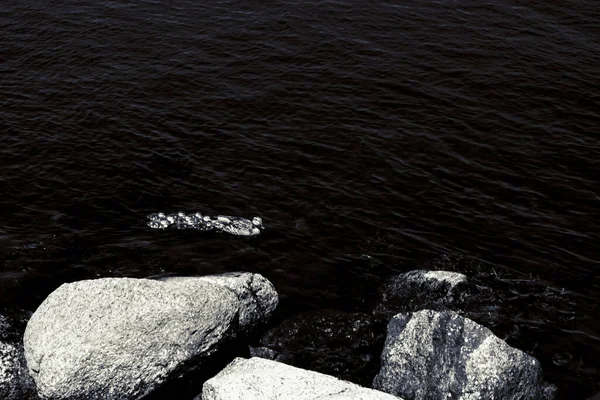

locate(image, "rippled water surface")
(1, 0), (599, 397)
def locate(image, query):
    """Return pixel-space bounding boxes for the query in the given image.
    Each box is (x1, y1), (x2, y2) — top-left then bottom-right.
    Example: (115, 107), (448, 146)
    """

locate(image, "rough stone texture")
(373, 309), (543, 400)
(0, 341), (38, 399)
(202, 357), (401, 400)
(24, 273), (278, 400)
(191, 272), (278, 333)
(374, 270), (469, 317)
(0, 313), (38, 399)
(0, 315), (11, 340)
(257, 310), (382, 386)
(540, 383), (557, 400)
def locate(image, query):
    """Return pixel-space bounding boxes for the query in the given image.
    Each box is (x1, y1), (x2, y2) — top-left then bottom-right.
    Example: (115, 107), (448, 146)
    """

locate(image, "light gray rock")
(373, 309), (543, 400)
(375, 270), (469, 317)
(202, 357), (400, 400)
(190, 272), (278, 333)
(24, 273), (278, 400)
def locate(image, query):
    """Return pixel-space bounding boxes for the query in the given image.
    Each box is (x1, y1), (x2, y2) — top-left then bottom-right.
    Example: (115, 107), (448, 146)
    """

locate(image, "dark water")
(1, 0), (599, 397)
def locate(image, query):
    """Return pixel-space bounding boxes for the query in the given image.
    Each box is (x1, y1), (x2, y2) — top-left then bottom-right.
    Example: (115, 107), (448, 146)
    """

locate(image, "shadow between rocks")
(144, 339), (251, 400)
(250, 309), (388, 388)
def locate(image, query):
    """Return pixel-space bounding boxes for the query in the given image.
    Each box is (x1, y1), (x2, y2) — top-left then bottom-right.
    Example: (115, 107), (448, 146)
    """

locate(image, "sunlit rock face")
(23, 273), (278, 400)
(162, 272), (279, 335)
(373, 309), (544, 400)
(202, 357), (401, 400)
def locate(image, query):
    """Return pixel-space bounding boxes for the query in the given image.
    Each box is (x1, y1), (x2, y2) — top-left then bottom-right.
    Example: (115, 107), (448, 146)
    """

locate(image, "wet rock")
(202, 357), (401, 400)
(541, 383), (557, 400)
(257, 310), (383, 386)
(24, 273), (278, 400)
(0, 341), (38, 400)
(374, 270), (470, 317)
(373, 309), (543, 400)
(0, 315), (11, 340)
(0, 313), (38, 399)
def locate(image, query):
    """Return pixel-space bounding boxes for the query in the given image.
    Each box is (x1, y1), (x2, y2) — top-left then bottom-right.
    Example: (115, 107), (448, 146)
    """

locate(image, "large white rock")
(373, 309), (543, 400)
(24, 273), (278, 400)
(188, 272), (279, 333)
(202, 357), (401, 399)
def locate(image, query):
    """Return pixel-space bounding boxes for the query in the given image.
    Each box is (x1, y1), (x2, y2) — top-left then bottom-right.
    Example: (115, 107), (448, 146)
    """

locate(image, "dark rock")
(0, 312), (30, 343)
(203, 357), (400, 400)
(375, 270), (470, 317)
(0, 315), (11, 340)
(373, 309), (544, 400)
(0, 313), (38, 400)
(257, 309), (384, 386)
(0, 341), (38, 400)
(248, 346), (279, 360)
(248, 345), (296, 365)
(588, 390), (600, 400)
(24, 273), (278, 400)
(541, 383), (557, 400)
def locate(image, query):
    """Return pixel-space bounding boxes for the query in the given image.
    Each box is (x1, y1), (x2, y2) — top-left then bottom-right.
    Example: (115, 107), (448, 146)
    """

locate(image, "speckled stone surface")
(191, 272), (278, 333)
(202, 357), (401, 400)
(373, 309), (543, 400)
(0, 341), (38, 399)
(24, 274), (278, 400)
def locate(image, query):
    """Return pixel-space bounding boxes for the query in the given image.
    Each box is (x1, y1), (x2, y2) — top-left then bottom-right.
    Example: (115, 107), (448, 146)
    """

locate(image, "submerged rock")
(147, 212), (264, 236)
(373, 309), (543, 400)
(24, 273), (278, 400)
(374, 270), (470, 317)
(202, 357), (400, 400)
(257, 310), (382, 386)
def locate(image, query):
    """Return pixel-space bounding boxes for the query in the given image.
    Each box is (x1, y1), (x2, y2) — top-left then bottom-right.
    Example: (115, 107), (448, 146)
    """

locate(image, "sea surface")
(1, 0), (599, 397)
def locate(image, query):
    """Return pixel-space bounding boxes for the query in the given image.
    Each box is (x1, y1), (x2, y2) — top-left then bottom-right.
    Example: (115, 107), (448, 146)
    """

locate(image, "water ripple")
(1, 0), (599, 397)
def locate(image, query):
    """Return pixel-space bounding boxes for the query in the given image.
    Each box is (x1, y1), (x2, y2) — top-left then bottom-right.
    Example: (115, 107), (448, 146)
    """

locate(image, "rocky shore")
(1, 269), (559, 399)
